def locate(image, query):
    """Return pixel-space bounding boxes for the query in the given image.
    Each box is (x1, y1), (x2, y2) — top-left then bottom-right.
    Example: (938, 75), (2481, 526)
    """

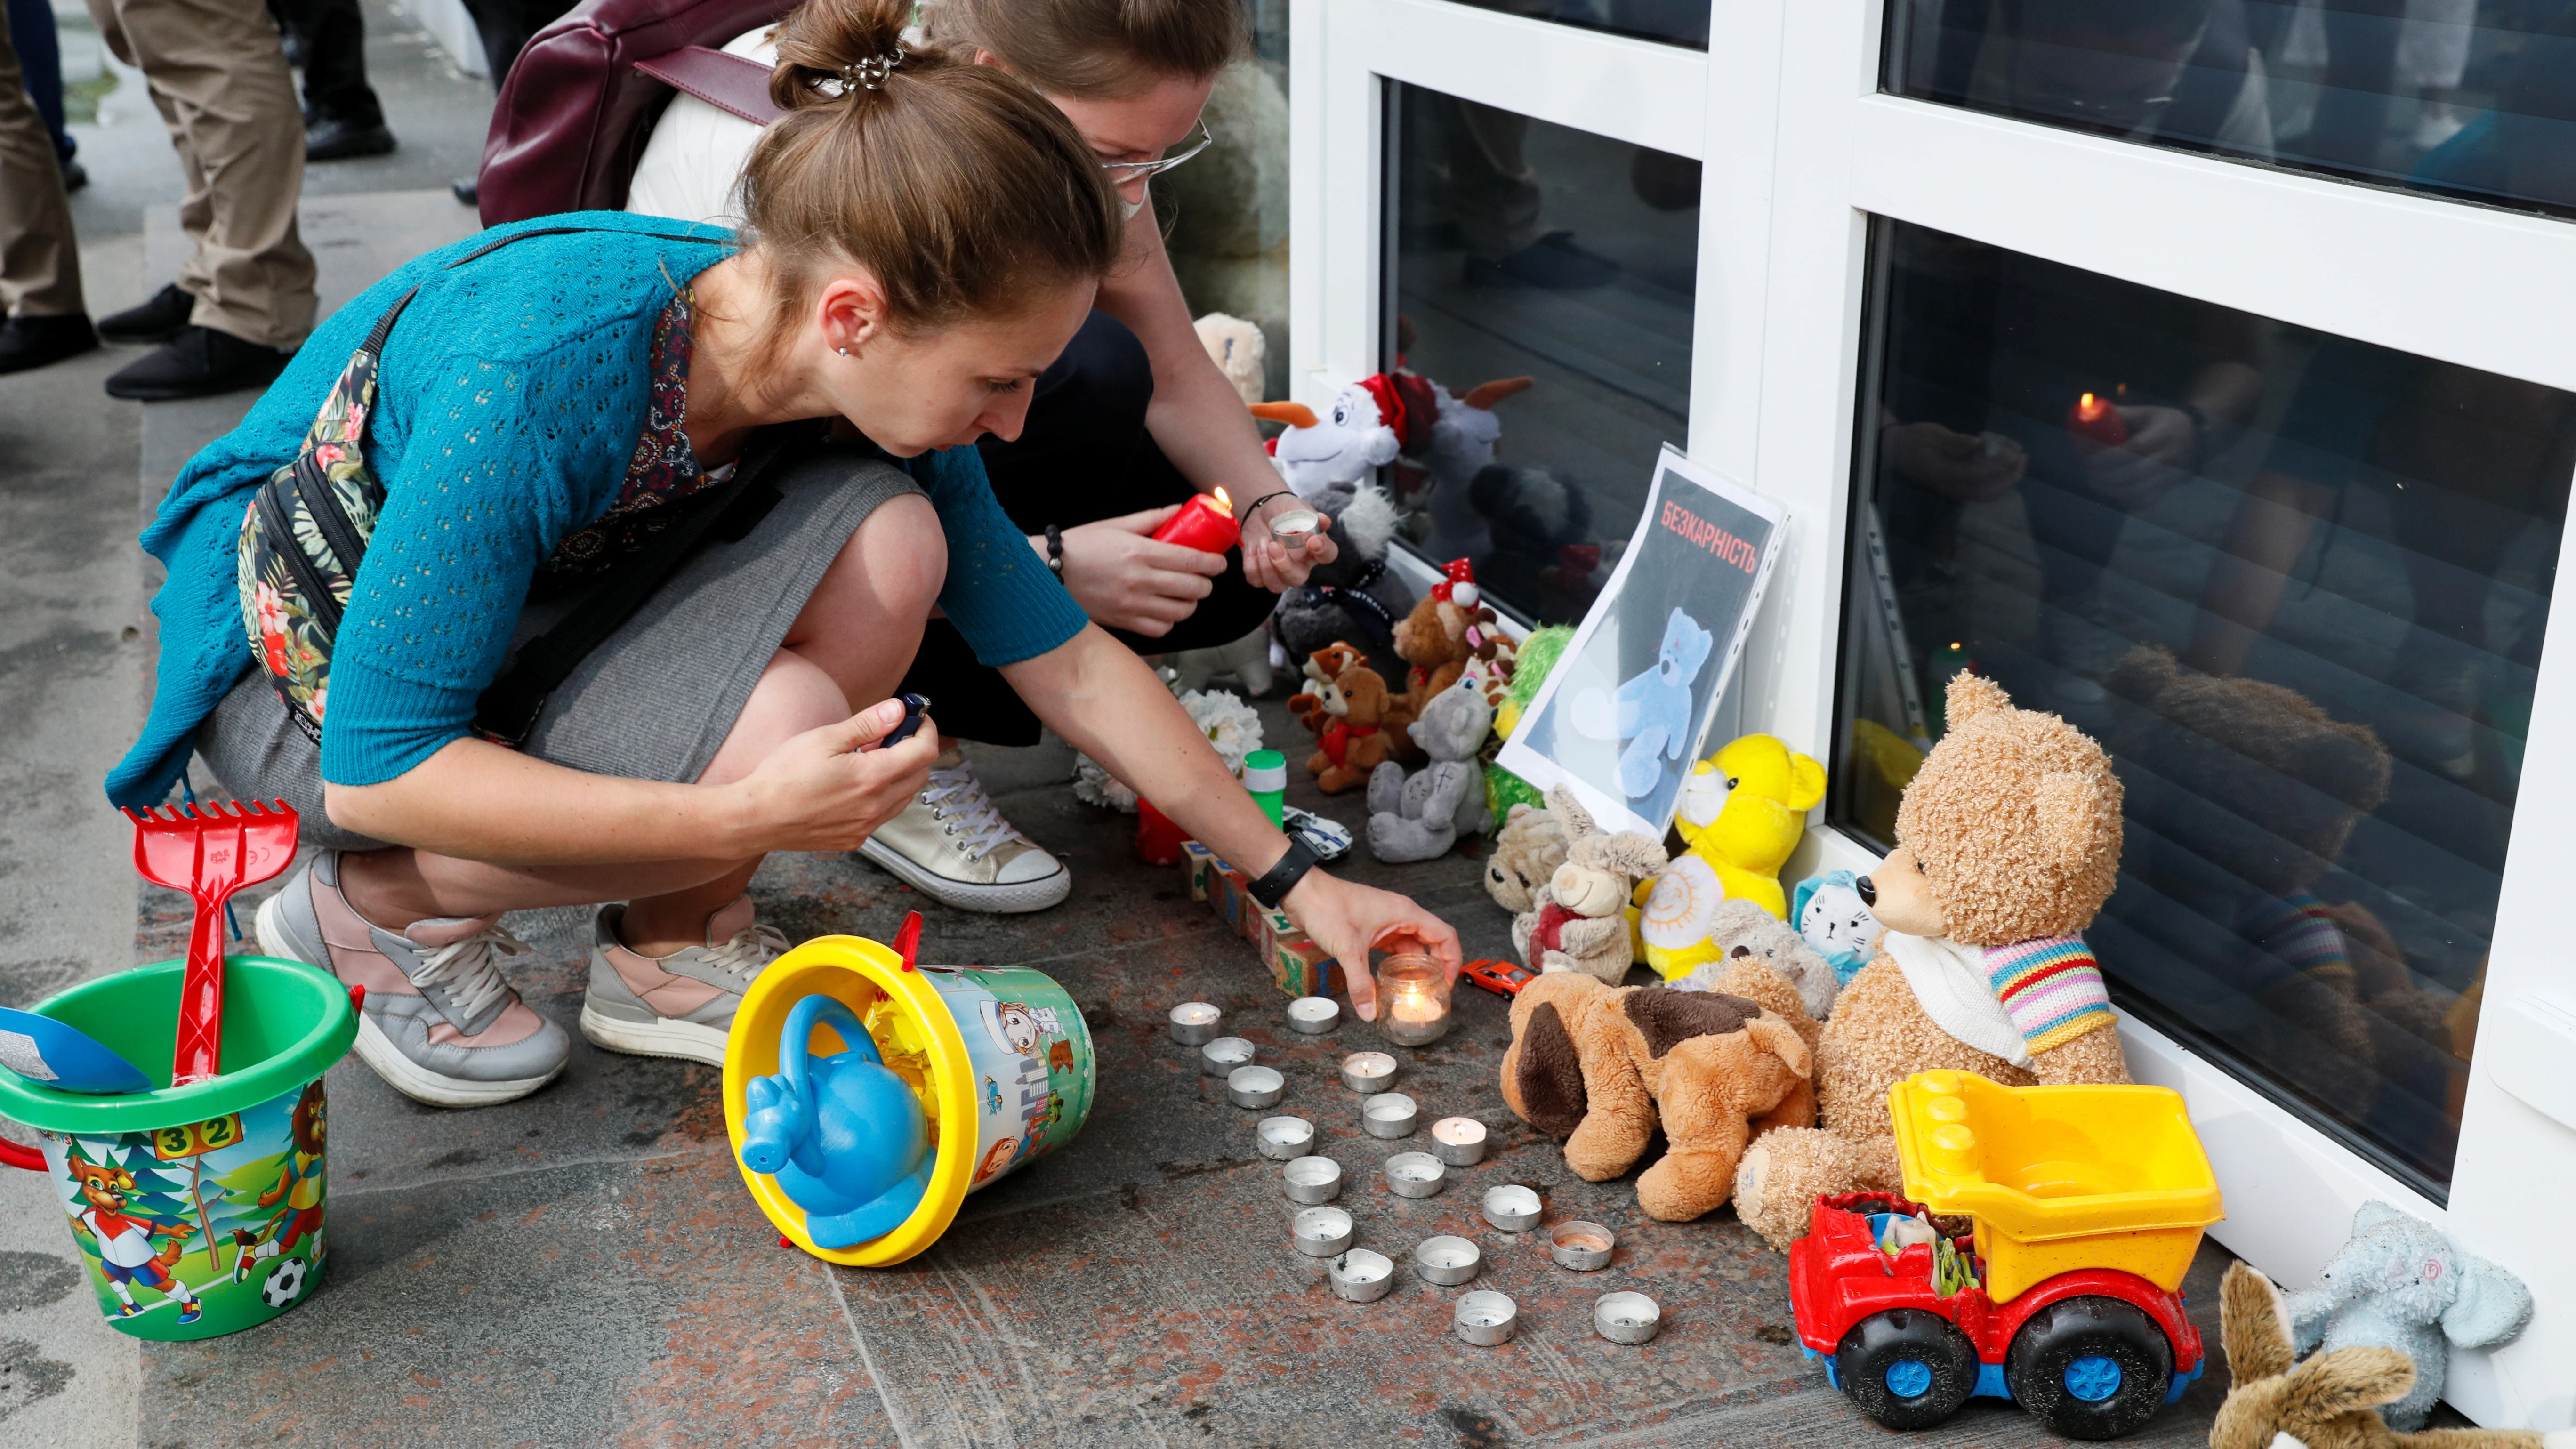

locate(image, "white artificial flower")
(1178, 688), (1264, 776)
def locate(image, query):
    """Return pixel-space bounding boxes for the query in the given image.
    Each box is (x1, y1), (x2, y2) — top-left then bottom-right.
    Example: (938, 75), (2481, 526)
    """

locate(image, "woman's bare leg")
(336, 493), (944, 941)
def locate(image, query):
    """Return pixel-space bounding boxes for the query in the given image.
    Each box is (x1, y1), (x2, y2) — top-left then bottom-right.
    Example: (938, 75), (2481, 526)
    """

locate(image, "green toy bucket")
(0, 955), (358, 1340)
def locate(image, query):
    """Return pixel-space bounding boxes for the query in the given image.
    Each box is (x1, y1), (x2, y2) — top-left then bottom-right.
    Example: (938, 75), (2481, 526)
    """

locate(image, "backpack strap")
(633, 46), (785, 126)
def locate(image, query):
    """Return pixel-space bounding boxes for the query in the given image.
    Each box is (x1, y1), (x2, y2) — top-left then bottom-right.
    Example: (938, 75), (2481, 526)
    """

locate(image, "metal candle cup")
(1340, 1052), (1397, 1092)
(1283, 1155), (1343, 1204)
(1412, 1235), (1482, 1286)
(1549, 1220), (1617, 1271)
(1292, 1206), (1354, 1257)
(1329, 1248), (1395, 1302)
(1594, 1291), (1662, 1344)
(1168, 1002), (1222, 1046)
(1481, 1184), (1542, 1232)
(1431, 1117), (1488, 1166)
(1287, 997), (1340, 1034)
(1384, 1151), (1445, 1198)
(1266, 507), (1322, 550)
(1227, 1064), (1285, 1109)
(1256, 1115), (1314, 1160)
(1200, 1037), (1254, 1076)
(1455, 1291), (1519, 1346)
(1361, 1092), (1418, 1139)
(1151, 490), (1239, 554)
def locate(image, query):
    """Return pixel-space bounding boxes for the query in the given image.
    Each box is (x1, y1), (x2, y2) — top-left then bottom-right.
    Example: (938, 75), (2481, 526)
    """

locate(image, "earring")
(837, 346), (849, 356)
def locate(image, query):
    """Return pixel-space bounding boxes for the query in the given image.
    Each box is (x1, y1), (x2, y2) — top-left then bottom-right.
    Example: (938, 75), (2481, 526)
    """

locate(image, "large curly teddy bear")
(1732, 673), (2132, 1250)
(1501, 969), (1816, 1222)
(1572, 606), (1715, 798)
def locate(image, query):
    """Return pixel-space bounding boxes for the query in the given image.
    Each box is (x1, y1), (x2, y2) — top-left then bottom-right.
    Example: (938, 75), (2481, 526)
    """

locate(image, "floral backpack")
(236, 224), (787, 745)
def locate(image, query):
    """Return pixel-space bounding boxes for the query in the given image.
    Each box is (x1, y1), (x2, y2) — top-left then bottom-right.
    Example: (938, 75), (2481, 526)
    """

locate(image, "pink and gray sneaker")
(577, 896), (788, 1067)
(254, 851), (571, 1107)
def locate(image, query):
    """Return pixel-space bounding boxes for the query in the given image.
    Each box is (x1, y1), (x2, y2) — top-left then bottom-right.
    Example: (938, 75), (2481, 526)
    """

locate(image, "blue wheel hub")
(2065, 1354), (2123, 1402)
(1885, 1359), (1934, 1400)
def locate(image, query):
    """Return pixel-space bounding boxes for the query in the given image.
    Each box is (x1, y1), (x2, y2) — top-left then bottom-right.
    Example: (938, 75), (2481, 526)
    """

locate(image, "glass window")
(1383, 82), (1701, 625)
(1161, 1), (1292, 402)
(1835, 216), (2576, 1195)
(1442, 0), (1710, 49)
(1884, 0), (2576, 223)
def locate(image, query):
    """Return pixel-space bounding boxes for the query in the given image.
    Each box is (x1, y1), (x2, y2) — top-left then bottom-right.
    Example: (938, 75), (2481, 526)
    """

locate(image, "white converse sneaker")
(859, 748), (1071, 913)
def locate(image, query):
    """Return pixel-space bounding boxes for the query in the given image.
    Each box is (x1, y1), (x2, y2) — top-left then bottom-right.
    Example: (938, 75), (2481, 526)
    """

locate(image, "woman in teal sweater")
(109, 0), (1457, 1108)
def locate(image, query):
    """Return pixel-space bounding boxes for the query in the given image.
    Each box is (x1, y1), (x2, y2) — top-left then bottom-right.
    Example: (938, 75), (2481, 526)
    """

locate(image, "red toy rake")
(123, 801), (300, 1085)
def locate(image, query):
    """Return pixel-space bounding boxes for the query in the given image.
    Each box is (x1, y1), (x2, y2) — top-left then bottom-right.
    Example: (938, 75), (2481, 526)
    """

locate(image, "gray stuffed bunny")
(2284, 1200), (2534, 1431)
(1366, 676), (1494, 862)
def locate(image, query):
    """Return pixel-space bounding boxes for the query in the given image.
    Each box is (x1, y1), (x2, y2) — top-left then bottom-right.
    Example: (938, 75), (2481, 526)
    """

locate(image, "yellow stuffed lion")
(1638, 734), (1827, 980)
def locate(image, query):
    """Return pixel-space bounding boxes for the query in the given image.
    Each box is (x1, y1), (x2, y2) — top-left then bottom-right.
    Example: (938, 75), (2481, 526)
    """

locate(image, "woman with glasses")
(628, 0), (1317, 918)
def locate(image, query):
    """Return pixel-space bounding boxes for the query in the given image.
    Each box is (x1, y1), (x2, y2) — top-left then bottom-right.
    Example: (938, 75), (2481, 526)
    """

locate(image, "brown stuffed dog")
(1288, 642), (1368, 735)
(1305, 661), (1399, 793)
(1501, 969), (1816, 1222)
(1732, 673), (2132, 1250)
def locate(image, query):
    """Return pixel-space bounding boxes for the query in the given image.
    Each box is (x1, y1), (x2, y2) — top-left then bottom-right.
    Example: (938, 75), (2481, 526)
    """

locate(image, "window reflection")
(1442, 0), (1710, 50)
(1385, 83), (1700, 624)
(1886, 0), (2576, 222)
(1160, 1), (1292, 402)
(1837, 217), (2575, 1192)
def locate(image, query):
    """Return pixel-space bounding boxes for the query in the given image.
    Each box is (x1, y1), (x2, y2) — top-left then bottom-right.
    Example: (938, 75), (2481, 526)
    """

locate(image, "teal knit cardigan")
(108, 214), (1085, 808)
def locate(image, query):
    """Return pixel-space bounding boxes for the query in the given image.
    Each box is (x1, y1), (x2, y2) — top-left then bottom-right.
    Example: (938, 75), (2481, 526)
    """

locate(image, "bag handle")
(634, 46), (785, 126)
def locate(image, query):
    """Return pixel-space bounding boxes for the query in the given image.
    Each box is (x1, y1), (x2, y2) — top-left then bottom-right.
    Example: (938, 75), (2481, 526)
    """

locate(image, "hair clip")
(839, 47), (904, 91)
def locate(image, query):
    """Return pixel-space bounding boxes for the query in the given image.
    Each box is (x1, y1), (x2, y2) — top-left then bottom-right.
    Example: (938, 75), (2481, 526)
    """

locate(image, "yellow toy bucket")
(1889, 1070), (2223, 1303)
(723, 933), (1094, 1267)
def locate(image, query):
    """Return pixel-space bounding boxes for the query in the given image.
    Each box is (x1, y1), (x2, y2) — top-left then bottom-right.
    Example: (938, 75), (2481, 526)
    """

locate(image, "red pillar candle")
(1135, 798), (1191, 866)
(2067, 392), (2130, 447)
(1152, 487), (1239, 554)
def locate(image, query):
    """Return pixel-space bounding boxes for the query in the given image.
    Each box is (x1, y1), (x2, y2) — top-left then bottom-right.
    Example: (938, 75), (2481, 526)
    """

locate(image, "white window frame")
(1293, 0), (2576, 1427)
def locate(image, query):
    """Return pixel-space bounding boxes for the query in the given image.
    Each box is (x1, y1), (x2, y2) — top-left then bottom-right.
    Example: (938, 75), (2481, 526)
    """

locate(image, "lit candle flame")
(2076, 393), (2106, 421)
(1211, 487), (1233, 515)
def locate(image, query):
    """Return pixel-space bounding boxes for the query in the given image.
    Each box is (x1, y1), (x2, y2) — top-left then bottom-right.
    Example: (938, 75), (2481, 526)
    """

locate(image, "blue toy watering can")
(737, 995), (933, 1249)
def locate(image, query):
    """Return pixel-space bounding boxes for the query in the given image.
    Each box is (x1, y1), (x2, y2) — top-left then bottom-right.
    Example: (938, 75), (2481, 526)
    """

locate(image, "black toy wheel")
(1835, 1308), (1980, 1430)
(2005, 1296), (2175, 1440)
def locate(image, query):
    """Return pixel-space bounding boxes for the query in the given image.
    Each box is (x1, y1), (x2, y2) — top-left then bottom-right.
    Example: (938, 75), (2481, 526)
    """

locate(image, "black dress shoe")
(451, 176), (479, 207)
(61, 159), (88, 193)
(98, 283), (197, 345)
(305, 117), (396, 161)
(0, 314), (100, 374)
(104, 326), (292, 401)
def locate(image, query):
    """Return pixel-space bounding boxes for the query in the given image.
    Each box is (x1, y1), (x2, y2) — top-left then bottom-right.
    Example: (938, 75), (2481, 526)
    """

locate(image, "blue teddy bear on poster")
(1572, 606), (1716, 798)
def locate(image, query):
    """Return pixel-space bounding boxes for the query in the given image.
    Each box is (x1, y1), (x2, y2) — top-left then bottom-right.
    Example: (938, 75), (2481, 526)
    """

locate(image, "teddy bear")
(2281, 1201), (2533, 1432)
(1666, 899), (1842, 1041)
(1390, 560), (1506, 713)
(1791, 870), (1884, 987)
(1731, 673), (2132, 1252)
(1286, 641), (1365, 735)
(1511, 786), (1666, 984)
(1366, 676), (1495, 863)
(1303, 659), (1401, 794)
(1271, 481), (1416, 684)
(1571, 606), (1717, 799)
(1636, 735), (1829, 980)
(1499, 968), (1816, 1222)
(1483, 802), (1569, 912)
(2212, 1263), (2557, 1449)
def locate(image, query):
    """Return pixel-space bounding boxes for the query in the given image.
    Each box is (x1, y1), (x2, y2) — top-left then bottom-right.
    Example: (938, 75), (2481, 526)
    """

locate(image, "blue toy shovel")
(0, 1006), (153, 1095)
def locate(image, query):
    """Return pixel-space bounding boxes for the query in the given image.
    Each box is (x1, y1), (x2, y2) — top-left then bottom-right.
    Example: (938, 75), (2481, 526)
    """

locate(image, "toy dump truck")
(1789, 1070), (2224, 1439)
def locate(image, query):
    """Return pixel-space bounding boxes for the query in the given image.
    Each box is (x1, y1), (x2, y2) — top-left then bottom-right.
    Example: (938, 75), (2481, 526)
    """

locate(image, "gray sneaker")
(578, 896), (788, 1066)
(253, 852), (570, 1107)
(858, 748), (1070, 912)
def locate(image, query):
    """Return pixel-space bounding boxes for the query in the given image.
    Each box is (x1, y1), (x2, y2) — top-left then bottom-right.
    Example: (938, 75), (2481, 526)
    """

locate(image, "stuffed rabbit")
(2213, 1262), (2566, 1449)
(1510, 786), (1666, 985)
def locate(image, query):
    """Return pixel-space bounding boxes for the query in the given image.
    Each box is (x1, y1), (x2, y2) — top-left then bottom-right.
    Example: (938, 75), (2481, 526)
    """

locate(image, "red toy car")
(1789, 1191), (2204, 1439)
(1461, 958), (1537, 997)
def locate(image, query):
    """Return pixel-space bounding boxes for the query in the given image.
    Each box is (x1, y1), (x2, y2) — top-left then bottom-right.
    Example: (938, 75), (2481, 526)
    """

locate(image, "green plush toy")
(1484, 624), (1574, 824)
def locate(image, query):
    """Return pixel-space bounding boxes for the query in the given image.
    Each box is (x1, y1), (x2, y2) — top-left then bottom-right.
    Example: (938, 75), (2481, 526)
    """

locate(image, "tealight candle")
(1340, 1051), (1397, 1093)
(1150, 487), (1239, 555)
(1329, 1248), (1395, 1302)
(1361, 1092), (1418, 1139)
(1384, 1151), (1445, 1198)
(1227, 1065), (1285, 1109)
(1550, 1219), (1616, 1272)
(1200, 1037), (1254, 1076)
(1375, 952), (1452, 1046)
(1266, 507), (1322, 549)
(1594, 1291), (1662, 1344)
(1481, 1184), (1541, 1233)
(1283, 1155), (1343, 1205)
(1293, 1206), (1354, 1257)
(1454, 1290), (1519, 1346)
(1412, 1235), (1482, 1286)
(1168, 1002), (1222, 1046)
(1287, 997), (1340, 1034)
(1256, 1115), (1314, 1160)
(1431, 1117), (1488, 1166)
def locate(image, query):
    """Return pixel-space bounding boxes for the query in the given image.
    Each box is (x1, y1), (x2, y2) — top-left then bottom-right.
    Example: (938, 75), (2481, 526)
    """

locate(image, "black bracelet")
(1247, 837), (1320, 910)
(1238, 490), (1301, 538)
(1046, 524), (1063, 577)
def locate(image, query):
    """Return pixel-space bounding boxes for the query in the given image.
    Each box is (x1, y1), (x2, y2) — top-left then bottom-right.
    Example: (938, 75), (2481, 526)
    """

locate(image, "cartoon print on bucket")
(40, 1077), (331, 1337)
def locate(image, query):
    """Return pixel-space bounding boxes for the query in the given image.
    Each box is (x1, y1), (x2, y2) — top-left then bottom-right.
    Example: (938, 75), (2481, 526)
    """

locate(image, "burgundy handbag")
(476, 0), (793, 226)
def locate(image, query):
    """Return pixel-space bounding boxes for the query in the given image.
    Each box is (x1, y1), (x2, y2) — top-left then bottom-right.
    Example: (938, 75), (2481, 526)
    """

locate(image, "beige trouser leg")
(0, 0), (85, 318)
(88, 0), (316, 347)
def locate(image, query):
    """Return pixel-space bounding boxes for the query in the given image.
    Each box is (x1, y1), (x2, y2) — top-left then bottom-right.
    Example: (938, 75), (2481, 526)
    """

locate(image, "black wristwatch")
(1247, 837), (1320, 910)
(1046, 524), (1064, 577)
